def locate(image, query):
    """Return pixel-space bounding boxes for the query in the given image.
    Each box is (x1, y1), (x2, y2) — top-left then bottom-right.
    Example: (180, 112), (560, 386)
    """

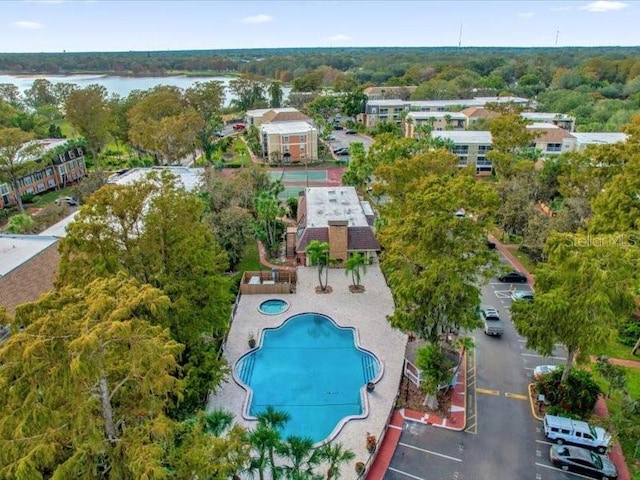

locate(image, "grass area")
(504, 244), (538, 274)
(596, 341), (640, 363)
(31, 187), (75, 205)
(235, 241), (262, 273)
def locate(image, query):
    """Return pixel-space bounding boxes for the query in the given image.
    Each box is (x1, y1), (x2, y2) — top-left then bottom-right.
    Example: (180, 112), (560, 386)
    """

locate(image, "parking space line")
(504, 392), (528, 401)
(398, 443), (462, 462)
(387, 467), (425, 480)
(535, 462), (595, 479)
(535, 439), (554, 446)
(522, 353), (567, 361)
(475, 387), (500, 396)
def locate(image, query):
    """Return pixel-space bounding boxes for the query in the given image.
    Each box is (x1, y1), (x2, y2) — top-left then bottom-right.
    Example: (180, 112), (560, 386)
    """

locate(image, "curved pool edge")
(256, 298), (291, 316)
(231, 311), (384, 446)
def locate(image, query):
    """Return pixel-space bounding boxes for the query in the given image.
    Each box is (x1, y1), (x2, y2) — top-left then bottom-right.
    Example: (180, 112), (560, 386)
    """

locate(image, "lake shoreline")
(0, 71), (239, 79)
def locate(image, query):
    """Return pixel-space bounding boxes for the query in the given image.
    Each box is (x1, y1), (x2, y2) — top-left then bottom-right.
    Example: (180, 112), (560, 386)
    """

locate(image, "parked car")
(232, 123), (246, 131)
(333, 125), (344, 130)
(215, 131), (225, 138)
(345, 129), (357, 135)
(54, 196), (79, 206)
(333, 147), (349, 156)
(544, 414), (612, 453)
(549, 445), (617, 479)
(511, 291), (534, 302)
(327, 135), (336, 141)
(479, 306), (504, 337)
(498, 271), (527, 283)
(534, 364), (559, 380)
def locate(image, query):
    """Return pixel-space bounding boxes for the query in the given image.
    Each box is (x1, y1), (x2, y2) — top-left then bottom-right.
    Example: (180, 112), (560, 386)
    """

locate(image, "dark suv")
(498, 271), (527, 283)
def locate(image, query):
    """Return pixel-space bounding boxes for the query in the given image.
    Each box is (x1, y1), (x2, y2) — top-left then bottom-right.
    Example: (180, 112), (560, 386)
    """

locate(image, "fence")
(239, 270), (297, 295)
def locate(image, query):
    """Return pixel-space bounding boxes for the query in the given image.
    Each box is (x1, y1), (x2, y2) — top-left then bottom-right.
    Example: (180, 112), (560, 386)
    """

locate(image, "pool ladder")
(361, 356), (377, 383)
(238, 355), (256, 384)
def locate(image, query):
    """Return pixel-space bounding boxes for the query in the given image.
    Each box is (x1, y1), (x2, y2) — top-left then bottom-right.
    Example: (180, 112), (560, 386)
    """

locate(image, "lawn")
(236, 241), (261, 273)
(504, 244), (538, 275)
(596, 341), (640, 363)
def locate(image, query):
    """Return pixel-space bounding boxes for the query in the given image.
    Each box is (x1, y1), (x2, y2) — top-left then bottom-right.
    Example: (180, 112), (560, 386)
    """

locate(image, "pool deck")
(207, 260), (407, 479)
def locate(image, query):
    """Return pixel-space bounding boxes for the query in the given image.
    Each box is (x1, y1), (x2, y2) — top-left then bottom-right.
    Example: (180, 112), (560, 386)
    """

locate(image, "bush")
(7, 213), (36, 234)
(536, 367), (601, 419)
(619, 316), (640, 347)
(20, 194), (37, 204)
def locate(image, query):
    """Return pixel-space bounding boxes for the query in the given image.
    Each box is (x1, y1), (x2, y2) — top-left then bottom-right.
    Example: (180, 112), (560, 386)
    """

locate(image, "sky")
(1, 0), (638, 53)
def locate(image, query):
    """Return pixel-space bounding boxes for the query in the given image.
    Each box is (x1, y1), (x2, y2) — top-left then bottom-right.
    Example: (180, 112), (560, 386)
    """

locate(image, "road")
(385, 252), (588, 480)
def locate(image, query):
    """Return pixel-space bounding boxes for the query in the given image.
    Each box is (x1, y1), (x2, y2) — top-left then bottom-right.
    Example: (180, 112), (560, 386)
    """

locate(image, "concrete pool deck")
(207, 260), (407, 479)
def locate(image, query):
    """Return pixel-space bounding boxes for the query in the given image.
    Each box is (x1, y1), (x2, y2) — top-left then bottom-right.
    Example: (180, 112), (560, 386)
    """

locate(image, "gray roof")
(0, 234), (59, 277)
(16, 138), (69, 164)
(108, 167), (204, 191)
(521, 112), (573, 121)
(571, 132), (628, 145)
(305, 187), (369, 228)
(39, 211), (80, 238)
(260, 121), (315, 134)
(431, 130), (493, 144)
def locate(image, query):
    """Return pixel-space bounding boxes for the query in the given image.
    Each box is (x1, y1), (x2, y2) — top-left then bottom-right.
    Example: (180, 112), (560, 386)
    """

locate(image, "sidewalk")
(366, 351), (467, 480)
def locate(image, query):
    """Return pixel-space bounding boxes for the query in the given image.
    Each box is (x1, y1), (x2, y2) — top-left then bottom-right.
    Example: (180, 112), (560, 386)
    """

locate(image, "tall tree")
(229, 76), (267, 112)
(317, 441), (356, 480)
(306, 240), (331, 292)
(0, 127), (38, 212)
(65, 84), (112, 160)
(340, 91), (367, 119)
(269, 81), (284, 108)
(58, 171), (232, 414)
(0, 273), (183, 478)
(511, 232), (638, 382)
(376, 150), (501, 342)
(23, 78), (57, 110)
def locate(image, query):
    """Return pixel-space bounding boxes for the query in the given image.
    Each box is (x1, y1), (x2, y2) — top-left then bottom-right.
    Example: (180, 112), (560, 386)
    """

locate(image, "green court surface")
(269, 170), (328, 182)
(279, 185), (306, 200)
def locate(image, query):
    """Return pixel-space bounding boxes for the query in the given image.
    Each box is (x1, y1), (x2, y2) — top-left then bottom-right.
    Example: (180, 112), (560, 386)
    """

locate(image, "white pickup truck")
(480, 306), (505, 337)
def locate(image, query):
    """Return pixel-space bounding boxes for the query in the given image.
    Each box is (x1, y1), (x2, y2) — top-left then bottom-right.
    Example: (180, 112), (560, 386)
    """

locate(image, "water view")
(0, 74), (290, 107)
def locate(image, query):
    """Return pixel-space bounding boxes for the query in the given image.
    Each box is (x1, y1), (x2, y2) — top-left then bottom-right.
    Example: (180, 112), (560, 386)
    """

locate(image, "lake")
(0, 74), (290, 107)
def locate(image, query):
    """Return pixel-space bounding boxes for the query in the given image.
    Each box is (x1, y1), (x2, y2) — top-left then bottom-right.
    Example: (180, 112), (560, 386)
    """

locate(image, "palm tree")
(345, 252), (367, 291)
(279, 436), (322, 480)
(249, 425), (278, 480)
(317, 442), (356, 480)
(257, 407), (291, 480)
(305, 240), (331, 291)
(203, 407), (235, 436)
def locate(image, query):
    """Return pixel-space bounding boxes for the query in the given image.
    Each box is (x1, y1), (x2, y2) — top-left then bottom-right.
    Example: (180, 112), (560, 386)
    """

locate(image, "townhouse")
(260, 121), (318, 163)
(1, 139), (87, 209)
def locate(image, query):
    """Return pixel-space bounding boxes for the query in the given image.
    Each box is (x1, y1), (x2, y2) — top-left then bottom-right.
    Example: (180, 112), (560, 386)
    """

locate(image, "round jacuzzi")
(258, 299), (290, 315)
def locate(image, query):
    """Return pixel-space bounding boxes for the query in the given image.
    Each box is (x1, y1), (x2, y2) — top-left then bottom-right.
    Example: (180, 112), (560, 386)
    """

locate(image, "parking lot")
(385, 250), (598, 480)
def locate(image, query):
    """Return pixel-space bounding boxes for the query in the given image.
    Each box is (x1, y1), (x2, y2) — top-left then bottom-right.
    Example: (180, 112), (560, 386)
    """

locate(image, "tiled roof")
(296, 227), (329, 252)
(530, 127), (574, 143)
(262, 110), (311, 123)
(348, 227), (380, 251)
(460, 107), (497, 119)
(364, 86), (418, 95)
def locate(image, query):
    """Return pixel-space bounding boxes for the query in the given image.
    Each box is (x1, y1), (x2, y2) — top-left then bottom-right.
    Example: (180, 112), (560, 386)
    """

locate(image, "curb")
(528, 383), (544, 421)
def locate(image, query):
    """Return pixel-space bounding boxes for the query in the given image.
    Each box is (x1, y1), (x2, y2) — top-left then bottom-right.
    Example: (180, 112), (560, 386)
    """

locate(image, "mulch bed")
(396, 377), (453, 418)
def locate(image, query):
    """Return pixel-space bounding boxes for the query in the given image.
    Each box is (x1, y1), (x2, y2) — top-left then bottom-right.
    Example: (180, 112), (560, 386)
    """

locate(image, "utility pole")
(458, 23), (463, 47)
(555, 30), (560, 47)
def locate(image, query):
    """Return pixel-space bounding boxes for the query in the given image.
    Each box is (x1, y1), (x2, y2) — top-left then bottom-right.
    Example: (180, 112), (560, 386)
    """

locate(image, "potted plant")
(355, 461), (365, 475)
(366, 382), (375, 392)
(366, 432), (376, 453)
(248, 331), (256, 348)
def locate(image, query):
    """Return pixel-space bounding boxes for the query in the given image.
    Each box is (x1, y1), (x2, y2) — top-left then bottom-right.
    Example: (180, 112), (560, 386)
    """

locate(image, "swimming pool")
(258, 299), (290, 315)
(234, 312), (381, 443)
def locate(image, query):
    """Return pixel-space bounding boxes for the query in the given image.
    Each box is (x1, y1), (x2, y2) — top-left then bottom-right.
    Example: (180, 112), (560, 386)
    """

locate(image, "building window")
(457, 156), (468, 167)
(370, 107), (377, 114)
(547, 143), (562, 152)
(48, 179), (55, 187)
(37, 183), (45, 192)
(452, 145), (469, 155)
(282, 135), (290, 143)
(300, 144), (306, 151)
(283, 145), (290, 154)
(299, 134), (306, 142)
(478, 145), (492, 154)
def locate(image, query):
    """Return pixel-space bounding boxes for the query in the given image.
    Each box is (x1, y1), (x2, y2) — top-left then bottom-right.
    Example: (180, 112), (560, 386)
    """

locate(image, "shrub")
(619, 316), (640, 347)
(20, 193), (37, 204)
(536, 367), (601, 419)
(7, 213), (36, 234)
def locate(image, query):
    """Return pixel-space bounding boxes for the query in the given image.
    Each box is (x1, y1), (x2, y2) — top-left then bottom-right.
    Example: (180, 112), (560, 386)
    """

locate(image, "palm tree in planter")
(345, 252), (367, 293)
(306, 240), (332, 293)
(317, 441), (356, 480)
(279, 435), (322, 479)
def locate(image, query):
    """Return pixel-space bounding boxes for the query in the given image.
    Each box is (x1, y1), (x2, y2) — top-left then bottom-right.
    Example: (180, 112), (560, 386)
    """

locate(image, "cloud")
(12, 20), (44, 29)
(581, 1), (628, 12)
(328, 33), (351, 42)
(241, 14), (273, 24)
(550, 6), (571, 11)
(518, 12), (535, 17)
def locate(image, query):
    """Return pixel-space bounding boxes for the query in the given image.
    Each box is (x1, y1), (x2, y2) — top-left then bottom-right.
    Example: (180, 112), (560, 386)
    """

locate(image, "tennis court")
(269, 170), (328, 182)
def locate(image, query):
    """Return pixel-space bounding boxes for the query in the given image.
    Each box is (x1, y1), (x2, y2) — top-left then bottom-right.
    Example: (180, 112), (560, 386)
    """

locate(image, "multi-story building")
(527, 123), (576, 156)
(293, 186), (380, 267)
(260, 121), (318, 163)
(363, 96), (530, 128)
(431, 131), (494, 174)
(570, 132), (627, 152)
(0, 139), (87, 209)
(404, 112), (467, 136)
(363, 85), (418, 100)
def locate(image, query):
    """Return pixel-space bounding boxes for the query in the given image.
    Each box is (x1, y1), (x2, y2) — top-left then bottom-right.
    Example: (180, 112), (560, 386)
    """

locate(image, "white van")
(543, 414), (611, 453)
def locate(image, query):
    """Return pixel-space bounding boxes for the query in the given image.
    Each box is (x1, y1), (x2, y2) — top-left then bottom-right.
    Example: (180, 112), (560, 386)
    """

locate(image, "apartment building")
(527, 123), (576, 156)
(430, 131), (494, 174)
(294, 186), (380, 267)
(260, 121), (318, 163)
(363, 96), (530, 128)
(245, 107), (311, 128)
(0, 139), (87, 209)
(404, 112), (467, 136)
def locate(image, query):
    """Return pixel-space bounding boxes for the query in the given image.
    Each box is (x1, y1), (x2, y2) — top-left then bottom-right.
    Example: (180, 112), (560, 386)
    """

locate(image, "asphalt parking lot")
(385, 251), (592, 480)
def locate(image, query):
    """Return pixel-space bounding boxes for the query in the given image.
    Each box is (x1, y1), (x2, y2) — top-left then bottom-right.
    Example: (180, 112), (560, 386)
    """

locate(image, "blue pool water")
(235, 313), (379, 443)
(258, 299), (289, 315)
